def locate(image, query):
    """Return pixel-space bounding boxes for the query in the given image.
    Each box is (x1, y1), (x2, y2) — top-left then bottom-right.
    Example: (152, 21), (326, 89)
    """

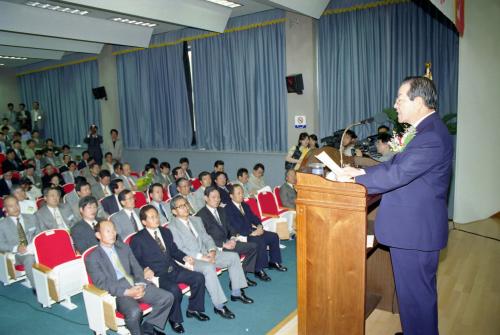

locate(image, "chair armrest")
(33, 263), (52, 274)
(262, 213), (280, 218)
(84, 284), (108, 297)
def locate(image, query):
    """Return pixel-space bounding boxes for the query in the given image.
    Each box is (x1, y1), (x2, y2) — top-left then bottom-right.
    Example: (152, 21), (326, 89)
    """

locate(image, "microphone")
(339, 112), (387, 167)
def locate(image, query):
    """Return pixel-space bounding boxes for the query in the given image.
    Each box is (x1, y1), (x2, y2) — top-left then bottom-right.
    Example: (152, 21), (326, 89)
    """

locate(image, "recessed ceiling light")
(0, 55), (28, 60)
(0, 64), (5, 66)
(26, 2), (89, 15)
(205, 0), (242, 8)
(110, 17), (157, 27)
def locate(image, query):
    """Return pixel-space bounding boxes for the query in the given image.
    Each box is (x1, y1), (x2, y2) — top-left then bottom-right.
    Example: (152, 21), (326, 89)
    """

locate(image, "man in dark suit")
(196, 186), (257, 286)
(213, 172), (231, 206)
(70, 196), (100, 254)
(2, 149), (24, 171)
(101, 178), (125, 216)
(83, 125), (103, 165)
(0, 169), (19, 197)
(179, 157), (193, 180)
(224, 184), (287, 281)
(342, 77), (453, 335)
(168, 167), (186, 197)
(131, 205), (209, 334)
(85, 220), (173, 335)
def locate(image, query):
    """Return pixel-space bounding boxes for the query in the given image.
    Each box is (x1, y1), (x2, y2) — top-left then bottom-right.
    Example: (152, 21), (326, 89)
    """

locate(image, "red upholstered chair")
(130, 171), (140, 178)
(273, 186), (285, 209)
(41, 167), (60, 176)
(0, 253), (28, 286)
(133, 191), (148, 208)
(11, 171), (21, 181)
(62, 183), (75, 194)
(0, 153), (5, 165)
(36, 197), (45, 209)
(190, 178), (202, 191)
(32, 229), (87, 310)
(244, 197), (288, 239)
(81, 246), (153, 335)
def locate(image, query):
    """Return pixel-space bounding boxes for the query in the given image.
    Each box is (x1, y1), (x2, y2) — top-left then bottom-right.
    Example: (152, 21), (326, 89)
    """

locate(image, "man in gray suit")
(0, 196), (39, 287)
(67, 180), (108, 221)
(168, 195), (253, 319)
(84, 162), (101, 187)
(121, 163), (138, 191)
(154, 162), (174, 189)
(191, 171), (212, 212)
(148, 183), (169, 225)
(36, 187), (77, 231)
(91, 170), (112, 200)
(279, 169), (297, 209)
(85, 220), (173, 335)
(111, 189), (142, 241)
(176, 178), (201, 214)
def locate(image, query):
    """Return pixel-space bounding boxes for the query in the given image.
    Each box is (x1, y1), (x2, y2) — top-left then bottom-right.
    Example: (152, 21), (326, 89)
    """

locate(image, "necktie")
(17, 217), (28, 245)
(159, 204), (168, 219)
(213, 209), (222, 226)
(53, 208), (67, 229)
(154, 230), (166, 253)
(186, 220), (197, 238)
(128, 177), (135, 186)
(110, 250), (133, 284)
(130, 213), (138, 232)
(239, 204), (245, 216)
(186, 199), (195, 215)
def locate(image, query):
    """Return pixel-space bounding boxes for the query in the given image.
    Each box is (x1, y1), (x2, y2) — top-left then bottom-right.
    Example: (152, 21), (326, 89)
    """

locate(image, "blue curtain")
(318, 1), (459, 139)
(191, 9), (287, 152)
(116, 30), (192, 149)
(17, 60), (101, 146)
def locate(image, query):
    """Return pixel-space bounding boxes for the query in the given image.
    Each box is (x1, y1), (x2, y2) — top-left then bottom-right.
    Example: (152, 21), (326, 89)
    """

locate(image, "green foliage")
(441, 113), (457, 135)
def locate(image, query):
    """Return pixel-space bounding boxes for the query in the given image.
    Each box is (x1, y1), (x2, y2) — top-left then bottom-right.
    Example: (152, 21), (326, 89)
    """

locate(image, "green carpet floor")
(0, 240), (296, 335)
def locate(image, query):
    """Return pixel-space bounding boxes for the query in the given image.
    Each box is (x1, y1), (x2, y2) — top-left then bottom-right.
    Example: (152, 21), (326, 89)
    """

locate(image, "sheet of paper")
(366, 235), (374, 248)
(316, 151), (343, 175)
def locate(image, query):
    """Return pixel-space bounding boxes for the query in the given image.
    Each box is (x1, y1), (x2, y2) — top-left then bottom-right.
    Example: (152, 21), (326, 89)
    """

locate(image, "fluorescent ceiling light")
(111, 17), (157, 28)
(0, 64), (4, 66)
(0, 55), (28, 60)
(205, 0), (241, 8)
(26, 1), (89, 15)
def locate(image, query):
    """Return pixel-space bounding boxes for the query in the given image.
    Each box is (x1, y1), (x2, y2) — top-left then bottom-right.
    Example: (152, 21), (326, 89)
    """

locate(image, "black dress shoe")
(231, 290), (254, 304)
(169, 321), (185, 333)
(268, 262), (288, 272)
(186, 310), (210, 321)
(255, 270), (271, 281)
(153, 328), (167, 335)
(213, 306), (235, 319)
(394, 332), (403, 335)
(246, 276), (257, 287)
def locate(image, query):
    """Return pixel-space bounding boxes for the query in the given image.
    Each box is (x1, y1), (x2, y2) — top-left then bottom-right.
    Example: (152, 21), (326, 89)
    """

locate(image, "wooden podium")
(295, 171), (397, 335)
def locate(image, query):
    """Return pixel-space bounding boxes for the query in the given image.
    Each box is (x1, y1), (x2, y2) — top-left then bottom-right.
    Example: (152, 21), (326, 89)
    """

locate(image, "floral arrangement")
(135, 172), (154, 191)
(389, 126), (417, 153)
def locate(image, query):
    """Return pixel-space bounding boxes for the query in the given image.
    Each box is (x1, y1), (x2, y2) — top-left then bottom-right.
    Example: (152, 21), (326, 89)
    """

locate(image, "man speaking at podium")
(342, 77), (453, 335)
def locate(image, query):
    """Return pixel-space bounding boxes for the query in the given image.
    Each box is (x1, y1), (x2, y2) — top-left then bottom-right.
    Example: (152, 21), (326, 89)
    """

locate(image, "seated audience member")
(148, 183), (170, 225)
(60, 145), (72, 161)
(77, 151), (90, 170)
(3, 149), (24, 171)
(70, 196), (101, 254)
(44, 138), (60, 156)
(67, 180), (108, 220)
(121, 163), (138, 191)
(31, 130), (41, 146)
(101, 178), (124, 216)
(106, 129), (123, 162)
(23, 164), (41, 190)
(144, 163), (156, 178)
(192, 171), (212, 211)
(285, 132), (309, 170)
(92, 170), (112, 199)
(36, 187), (77, 231)
(33, 150), (44, 175)
(224, 184), (287, 281)
(49, 173), (65, 197)
(111, 162), (123, 180)
(0, 196), (39, 288)
(378, 124), (390, 134)
(308, 134), (319, 149)
(231, 168), (254, 198)
(41, 164), (63, 189)
(131, 205), (209, 333)
(111, 189), (142, 240)
(179, 157), (193, 179)
(213, 172), (231, 206)
(168, 195), (253, 319)
(373, 132), (395, 162)
(84, 162), (101, 186)
(0, 169), (19, 197)
(61, 161), (79, 184)
(210, 160), (224, 182)
(58, 154), (71, 173)
(168, 167), (186, 197)
(42, 148), (60, 167)
(149, 157), (160, 176)
(85, 220), (174, 335)
(175, 178), (199, 214)
(1, 119), (15, 135)
(12, 140), (26, 161)
(20, 177), (42, 200)
(0, 131), (7, 153)
(155, 162), (174, 187)
(24, 139), (37, 160)
(341, 129), (358, 157)
(247, 163), (266, 194)
(196, 187), (257, 285)
(280, 169), (297, 209)
(11, 184), (37, 215)
(20, 126), (31, 142)
(102, 152), (114, 172)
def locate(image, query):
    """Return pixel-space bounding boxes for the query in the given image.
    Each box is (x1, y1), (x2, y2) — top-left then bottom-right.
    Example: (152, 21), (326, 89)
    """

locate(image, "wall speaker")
(92, 86), (107, 100)
(286, 74), (304, 95)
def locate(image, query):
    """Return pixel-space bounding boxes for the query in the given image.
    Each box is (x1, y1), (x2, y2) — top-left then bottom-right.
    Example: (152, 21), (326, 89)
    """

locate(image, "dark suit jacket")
(224, 201), (261, 236)
(70, 220), (98, 254)
(77, 160), (87, 170)
(130, 227), (186, 280)
(2, 159), (24, 172)
(84, 135), (103, 164)
(356, 113), (453, 251)
(0, 179), (18, 197)
(215, 186), (231, 205)
(85, 242), (145, 297)
(196, 206), (237, 247)
(101, 195), (120, 216)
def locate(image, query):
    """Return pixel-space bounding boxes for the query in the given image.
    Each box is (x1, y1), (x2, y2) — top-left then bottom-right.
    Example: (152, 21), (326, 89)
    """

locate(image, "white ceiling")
(0, 0), (329, 68)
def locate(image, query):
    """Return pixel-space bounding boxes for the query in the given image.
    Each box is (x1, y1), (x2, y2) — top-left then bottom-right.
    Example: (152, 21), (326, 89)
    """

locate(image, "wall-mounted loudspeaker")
(92, 86), (107, 100)
(286, 74), (304, 95)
